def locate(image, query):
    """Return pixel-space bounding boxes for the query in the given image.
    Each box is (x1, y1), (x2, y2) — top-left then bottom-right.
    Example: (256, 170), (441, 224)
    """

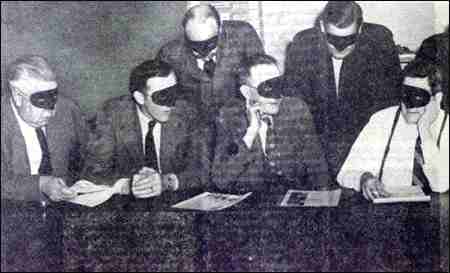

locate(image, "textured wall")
(1, 1), (186, 114)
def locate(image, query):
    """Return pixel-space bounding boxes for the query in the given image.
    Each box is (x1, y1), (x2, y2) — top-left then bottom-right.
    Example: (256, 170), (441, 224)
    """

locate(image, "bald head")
(183, 4), (220, 42)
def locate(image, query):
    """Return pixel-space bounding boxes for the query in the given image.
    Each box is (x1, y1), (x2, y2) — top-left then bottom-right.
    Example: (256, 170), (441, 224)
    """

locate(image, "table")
(1, 189), (448, 272)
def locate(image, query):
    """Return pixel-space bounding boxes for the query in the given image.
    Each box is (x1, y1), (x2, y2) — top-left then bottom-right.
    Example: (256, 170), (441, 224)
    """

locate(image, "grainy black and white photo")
(1, 1), (449, 272)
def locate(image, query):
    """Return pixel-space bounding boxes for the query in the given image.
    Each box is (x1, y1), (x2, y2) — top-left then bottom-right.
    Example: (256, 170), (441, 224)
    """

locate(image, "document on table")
(66, 179), (129, 207)
(280, 189), (342, 207)
(372, 185), (431, 204)
(172, 192), (253, 211)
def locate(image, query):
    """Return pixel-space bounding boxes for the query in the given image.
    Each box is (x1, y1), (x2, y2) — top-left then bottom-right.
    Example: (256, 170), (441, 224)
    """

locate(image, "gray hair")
(6, 55), (56, 82)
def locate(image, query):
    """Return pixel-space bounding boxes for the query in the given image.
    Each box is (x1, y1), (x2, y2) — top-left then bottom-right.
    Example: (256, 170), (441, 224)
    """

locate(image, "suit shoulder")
(223, 20), (255, 31)
(292, 27), (320, 44)
(100, 95), (133, 114)
(283, 97), (311, 112)
(363, 23), (394, 39)
(57, 95), (83, 114)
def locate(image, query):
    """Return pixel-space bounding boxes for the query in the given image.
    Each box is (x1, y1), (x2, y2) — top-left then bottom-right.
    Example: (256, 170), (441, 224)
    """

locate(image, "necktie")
(203, 58), (216, 78)
(36, 127), (53, 175)
(145, 120), (158, 170)
(412, 136), (432, 195)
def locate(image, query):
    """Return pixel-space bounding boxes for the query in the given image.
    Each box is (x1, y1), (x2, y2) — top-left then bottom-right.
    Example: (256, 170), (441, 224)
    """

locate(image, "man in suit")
(1, 55), (86, 272)
(82, 60), (210, 198)
(212, 54), (330, 193)
(157, 4), (264, 118)
(1, 55), (86, 203)
(284, 1), (402, 178)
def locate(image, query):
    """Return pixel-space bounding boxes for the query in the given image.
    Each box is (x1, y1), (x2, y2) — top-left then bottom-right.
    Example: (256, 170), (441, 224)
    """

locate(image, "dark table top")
(2, 189), (448, 272)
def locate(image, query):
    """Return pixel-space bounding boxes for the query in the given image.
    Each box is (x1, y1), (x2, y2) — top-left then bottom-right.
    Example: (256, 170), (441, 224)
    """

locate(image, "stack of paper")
(373, 185), (431, 204)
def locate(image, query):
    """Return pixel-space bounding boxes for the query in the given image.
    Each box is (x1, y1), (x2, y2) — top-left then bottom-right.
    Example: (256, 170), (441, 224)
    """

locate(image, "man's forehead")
(185, 17), (219, 41)
(326, 21), (358, 36)
(10, 77), (58, 94)
(146, 72), (177, 92)
(250, 64), (280, 83)
(404, 77), (431, 92)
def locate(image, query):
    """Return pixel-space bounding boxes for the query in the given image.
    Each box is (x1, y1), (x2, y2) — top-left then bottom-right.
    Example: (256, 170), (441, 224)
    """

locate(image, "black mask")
(29, 88), (58, 110)
(401, 85), (431, 109)
(257, 77), (284, 99)
(187, 35), (219, 57)
(326, 33), (358, 51)
(151, 85), (179, 107)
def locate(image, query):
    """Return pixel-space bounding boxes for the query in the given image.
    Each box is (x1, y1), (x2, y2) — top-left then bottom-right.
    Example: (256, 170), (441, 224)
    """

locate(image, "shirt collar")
(136, 105), (156, 125)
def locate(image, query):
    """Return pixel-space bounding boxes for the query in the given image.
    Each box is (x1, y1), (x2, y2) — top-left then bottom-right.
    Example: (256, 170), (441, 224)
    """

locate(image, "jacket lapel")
(120, 102), (145, 165)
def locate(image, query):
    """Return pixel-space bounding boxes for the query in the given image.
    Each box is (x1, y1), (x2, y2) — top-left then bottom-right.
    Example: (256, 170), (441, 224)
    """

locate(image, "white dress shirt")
(11, 100), (44, 175)
(136, 106), (162, 173)
(338, 106), (449, 193)
(195, 49), (217, 71)
(332, 57), (344, 96)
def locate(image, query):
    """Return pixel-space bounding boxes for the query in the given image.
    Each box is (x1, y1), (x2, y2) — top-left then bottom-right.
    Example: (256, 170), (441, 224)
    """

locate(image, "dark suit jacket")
(81, 96), (211, 190)
(1, 94), (87, 202)
(212, 97), (331, 193)
(284, 23), (402, 177)
(157, 20), (264, 117)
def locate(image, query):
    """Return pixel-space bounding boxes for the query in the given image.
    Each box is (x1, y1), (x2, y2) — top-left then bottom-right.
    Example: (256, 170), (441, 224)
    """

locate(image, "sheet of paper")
(280, 189), (342, 207)
(373, 185), (431, 204)
(172, 192), (253, 211)
(66, 179), (129, 207)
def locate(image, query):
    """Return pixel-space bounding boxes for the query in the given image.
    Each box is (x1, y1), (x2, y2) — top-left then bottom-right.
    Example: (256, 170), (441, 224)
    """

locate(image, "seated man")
(1, 55), (86, 203)
(212, 54), (330, 193)
(338, 63), (449, 200)
(82, 60), (210, 198)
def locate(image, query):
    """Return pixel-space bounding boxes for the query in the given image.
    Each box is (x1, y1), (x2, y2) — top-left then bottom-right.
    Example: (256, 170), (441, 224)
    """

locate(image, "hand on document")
(67, 178), (130, 207)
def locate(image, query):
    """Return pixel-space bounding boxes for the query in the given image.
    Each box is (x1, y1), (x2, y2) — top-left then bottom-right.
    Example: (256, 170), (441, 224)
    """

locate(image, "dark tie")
(36, 127), (53, 175)
(145, 120), (158, 170)
(203, 58), (216, 78)
(413, 136), (432, 195)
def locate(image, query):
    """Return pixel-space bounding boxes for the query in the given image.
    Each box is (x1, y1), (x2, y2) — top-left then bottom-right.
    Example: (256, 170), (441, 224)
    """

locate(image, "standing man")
(212, 54), (330, 193)
(82, 60), (210, 198)
(157, 4), (264, 118)
(285, 1), (402, 178)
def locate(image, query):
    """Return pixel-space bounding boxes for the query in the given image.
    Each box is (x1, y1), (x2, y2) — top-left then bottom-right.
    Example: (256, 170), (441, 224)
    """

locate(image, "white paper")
(373, 185), (431, 204)
(280, 189), (342, 207)
(67, 179), (128, 207)
(172, 192), (253, 211)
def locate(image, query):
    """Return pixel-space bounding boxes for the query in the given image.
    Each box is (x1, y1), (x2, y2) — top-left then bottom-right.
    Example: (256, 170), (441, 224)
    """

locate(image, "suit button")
(277, 170), (283, 176)
(269, 161), (276, 167)
(269, 144), (276, 149)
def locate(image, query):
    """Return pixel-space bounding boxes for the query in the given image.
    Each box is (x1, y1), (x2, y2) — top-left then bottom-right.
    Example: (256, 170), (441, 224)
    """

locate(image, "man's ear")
(133, 91), (145, 105)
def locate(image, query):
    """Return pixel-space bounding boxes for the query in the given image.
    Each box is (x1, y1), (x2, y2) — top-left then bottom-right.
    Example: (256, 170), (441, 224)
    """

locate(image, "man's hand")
(419, 93), (443, 139)
(360, 173), (391, 201)
(40, 176), (77, 202)
(131, 167), (162, 198)
(243, 103), (262, 148)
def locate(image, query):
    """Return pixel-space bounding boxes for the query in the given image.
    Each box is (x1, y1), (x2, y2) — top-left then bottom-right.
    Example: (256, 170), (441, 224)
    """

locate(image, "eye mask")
(151, 85), (179, 107)
(257, 77), (284, 99)
(187, 35), (219, 57)
(29, 88), (58, 110)
(401, 85), (431, 109)
(326, 33), (358, 52)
